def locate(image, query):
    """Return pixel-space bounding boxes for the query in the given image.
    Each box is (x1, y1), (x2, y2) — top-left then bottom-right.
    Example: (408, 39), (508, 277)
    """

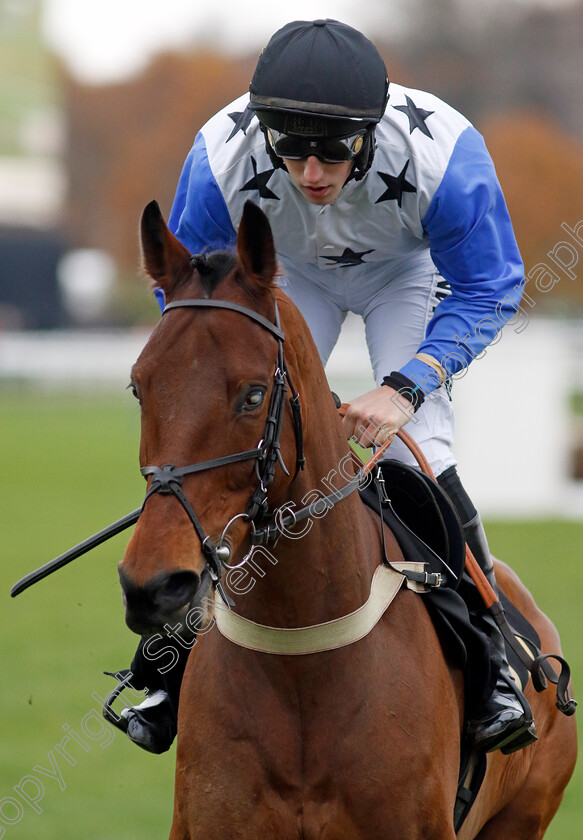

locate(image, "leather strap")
(163, 299), (286, 341)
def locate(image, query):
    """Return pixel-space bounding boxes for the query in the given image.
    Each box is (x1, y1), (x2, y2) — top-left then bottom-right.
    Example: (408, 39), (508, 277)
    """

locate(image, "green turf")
(0, 388), (174, 840)
(485, 520), (583, 839)
(0, 389), (580, 837)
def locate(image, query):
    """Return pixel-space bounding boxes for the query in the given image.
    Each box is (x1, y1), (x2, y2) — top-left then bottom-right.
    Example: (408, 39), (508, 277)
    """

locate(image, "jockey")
(115, 19), (536, 756)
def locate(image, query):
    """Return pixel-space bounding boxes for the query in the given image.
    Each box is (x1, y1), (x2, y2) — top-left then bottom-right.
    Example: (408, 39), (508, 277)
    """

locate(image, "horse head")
(119, 200), (305, 635)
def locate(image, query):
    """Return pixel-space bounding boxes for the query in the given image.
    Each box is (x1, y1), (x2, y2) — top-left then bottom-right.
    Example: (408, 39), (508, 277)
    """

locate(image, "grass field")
(1, 388), (581, 839)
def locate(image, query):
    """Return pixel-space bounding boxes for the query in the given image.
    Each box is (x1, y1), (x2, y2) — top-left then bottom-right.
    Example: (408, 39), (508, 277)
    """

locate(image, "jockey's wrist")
(382, 372), (425, 413)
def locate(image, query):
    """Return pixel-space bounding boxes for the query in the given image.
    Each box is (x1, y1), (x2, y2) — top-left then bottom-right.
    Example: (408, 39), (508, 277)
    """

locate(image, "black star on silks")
(430, 278), (451, 314)
(393, 96), (435, 139)
(434, 278), (451, 303)
(375, 161), (417, 207)
(226, 106), (255, 141)
(323, 247), (375, 266)
(240, 156), (280, 200)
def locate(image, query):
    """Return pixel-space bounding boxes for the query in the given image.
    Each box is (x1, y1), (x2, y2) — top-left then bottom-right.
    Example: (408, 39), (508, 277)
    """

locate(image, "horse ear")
(140, 200), (191, 295)
(237, 201), (277, 292)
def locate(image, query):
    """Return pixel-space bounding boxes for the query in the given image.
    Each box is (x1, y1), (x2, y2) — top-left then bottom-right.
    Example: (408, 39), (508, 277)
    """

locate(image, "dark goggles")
(266, 129), (366, 164)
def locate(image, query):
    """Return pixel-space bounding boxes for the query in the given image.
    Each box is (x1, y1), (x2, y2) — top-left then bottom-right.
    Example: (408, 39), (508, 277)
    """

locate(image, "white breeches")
(277, 252), (457, 477)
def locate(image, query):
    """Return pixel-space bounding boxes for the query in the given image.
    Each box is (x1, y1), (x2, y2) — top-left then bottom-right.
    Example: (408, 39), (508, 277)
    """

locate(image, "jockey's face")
(283, 156), (354, 205)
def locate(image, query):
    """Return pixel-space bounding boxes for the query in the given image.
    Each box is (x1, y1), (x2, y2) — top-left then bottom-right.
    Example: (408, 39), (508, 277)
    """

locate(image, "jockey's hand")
(341, 385), (415, 447)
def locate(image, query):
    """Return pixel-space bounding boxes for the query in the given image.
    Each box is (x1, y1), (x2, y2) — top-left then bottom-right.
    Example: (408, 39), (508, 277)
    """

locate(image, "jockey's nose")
(119, 567), (200, 633)
(303, 155), (325, 181)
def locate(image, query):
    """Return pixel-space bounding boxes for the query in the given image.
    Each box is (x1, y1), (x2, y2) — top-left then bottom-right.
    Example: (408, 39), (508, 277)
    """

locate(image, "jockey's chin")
(283, 156), (354, 205)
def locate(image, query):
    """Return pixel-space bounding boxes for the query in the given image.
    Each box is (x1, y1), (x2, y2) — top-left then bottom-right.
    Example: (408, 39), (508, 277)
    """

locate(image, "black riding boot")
(437, 467), (538, 754)
(105, 634), (192, 754)
(462, 512), (537, 753)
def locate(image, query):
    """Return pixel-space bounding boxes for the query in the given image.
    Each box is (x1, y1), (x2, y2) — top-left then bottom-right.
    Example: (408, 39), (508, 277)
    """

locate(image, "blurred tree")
(387, 0), (583, 132)
(481, 109), (583, 308)
(65, 51), (255, 282)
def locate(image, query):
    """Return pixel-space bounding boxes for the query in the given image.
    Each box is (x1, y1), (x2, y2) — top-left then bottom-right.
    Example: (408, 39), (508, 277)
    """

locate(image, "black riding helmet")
(249, 19), (390, 179)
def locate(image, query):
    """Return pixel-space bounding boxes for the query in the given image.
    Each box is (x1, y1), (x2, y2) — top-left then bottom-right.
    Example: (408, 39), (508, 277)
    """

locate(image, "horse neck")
(232, 458), (379, 628)
(232, 303), (382, 626)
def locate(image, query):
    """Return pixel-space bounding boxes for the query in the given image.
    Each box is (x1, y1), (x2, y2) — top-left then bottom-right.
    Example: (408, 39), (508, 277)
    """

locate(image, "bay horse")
(119, 199), (576, 839)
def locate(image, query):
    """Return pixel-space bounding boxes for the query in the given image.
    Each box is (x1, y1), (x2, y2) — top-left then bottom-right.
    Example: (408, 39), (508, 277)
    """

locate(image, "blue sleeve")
(169, 132), (237, 254)
(400, 126), (524, 392)
(149, 133), (238, 312)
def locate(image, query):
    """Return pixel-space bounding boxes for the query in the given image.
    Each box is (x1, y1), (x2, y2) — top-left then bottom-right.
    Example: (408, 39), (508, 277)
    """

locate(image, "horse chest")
(173, 624), (460, 839)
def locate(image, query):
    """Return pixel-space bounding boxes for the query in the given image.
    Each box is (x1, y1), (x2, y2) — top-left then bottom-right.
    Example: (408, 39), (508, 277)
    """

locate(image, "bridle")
(139, 297), (305, 604)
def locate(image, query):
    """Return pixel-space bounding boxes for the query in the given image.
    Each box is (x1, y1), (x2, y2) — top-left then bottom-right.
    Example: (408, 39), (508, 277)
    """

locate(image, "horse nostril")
(155, 570), (200, 611)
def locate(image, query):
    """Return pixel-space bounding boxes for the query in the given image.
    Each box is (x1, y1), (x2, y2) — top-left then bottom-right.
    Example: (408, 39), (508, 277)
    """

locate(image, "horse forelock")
(170, 249), (274, 305)
(170, 250), (236, 298)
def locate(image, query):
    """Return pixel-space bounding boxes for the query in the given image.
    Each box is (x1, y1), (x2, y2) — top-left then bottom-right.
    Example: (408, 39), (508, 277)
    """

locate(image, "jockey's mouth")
(303, 185), (331, 199)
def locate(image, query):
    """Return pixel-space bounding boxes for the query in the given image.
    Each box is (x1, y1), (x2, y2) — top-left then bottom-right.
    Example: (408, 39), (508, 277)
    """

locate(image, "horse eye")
(242, 387), (266, 411)
(127, 382), (141, 404)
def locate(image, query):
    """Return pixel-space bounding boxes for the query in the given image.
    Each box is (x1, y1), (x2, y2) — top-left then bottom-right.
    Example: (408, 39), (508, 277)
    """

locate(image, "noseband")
(140, 298), (304, 605)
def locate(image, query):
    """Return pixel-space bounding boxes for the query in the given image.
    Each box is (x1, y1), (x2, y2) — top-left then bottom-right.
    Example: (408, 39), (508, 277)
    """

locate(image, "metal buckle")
(424, 571), (442, 587)
(375, 466), (390, 505)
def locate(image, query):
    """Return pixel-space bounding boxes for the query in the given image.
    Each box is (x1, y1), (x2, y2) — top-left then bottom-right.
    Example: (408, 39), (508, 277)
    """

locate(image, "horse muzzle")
(118, 566), (201, 635)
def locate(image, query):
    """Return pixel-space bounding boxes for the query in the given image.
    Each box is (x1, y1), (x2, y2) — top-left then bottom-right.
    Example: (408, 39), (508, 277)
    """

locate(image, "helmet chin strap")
(259, 124), (288, 172)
